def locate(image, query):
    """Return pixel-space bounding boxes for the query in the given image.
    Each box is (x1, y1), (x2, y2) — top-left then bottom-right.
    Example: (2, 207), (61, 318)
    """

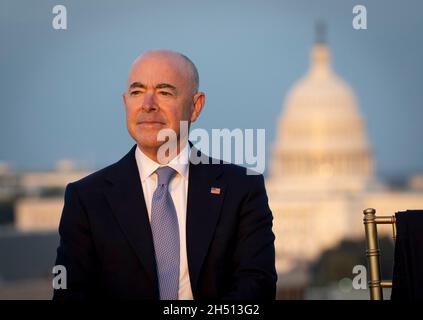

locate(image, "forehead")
(127, 54), (190, 87)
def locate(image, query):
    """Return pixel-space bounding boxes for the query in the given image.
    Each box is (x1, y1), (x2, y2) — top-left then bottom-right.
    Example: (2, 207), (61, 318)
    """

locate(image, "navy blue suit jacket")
(53, 144), (277, 300)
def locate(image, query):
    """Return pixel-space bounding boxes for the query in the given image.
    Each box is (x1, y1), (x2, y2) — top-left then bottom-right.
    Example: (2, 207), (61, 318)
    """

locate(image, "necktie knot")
(156, 166), (177, 186)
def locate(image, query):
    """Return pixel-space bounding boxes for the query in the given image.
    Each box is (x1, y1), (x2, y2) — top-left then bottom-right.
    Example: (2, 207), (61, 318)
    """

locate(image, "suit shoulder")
(68, 145), (136, 190)
(68, 163), (116, 190)
(208, 157), (263, 183)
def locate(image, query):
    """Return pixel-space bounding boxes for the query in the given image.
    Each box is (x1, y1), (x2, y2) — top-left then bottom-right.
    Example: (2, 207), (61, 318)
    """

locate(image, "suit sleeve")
(222, 174), (277, 300)
(52, 183), (101, 300)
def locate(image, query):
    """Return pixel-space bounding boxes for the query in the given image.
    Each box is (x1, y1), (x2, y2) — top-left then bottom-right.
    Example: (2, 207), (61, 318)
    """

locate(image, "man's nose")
(141, 93), (158, 112)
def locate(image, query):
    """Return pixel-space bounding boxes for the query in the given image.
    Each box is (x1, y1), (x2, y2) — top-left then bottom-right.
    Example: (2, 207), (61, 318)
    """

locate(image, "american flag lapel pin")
(210, 187), (221, 195)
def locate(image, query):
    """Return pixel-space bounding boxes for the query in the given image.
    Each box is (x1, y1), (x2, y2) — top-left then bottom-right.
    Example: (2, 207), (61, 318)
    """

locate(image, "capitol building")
(266, 36), (423, 294)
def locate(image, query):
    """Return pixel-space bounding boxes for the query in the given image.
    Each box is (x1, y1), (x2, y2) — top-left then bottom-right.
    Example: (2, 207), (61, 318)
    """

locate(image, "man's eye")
(159, 91), (171, 96)
(130, 90), (141, 96)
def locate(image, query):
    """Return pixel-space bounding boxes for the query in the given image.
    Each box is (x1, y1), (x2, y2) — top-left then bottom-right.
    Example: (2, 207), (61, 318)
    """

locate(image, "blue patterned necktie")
(150, 166), (180, 300)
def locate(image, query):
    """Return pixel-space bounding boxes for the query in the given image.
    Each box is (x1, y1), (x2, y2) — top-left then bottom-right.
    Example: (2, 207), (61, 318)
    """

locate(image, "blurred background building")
(266, 29), (423, 299)
(0, 161), (91, 299)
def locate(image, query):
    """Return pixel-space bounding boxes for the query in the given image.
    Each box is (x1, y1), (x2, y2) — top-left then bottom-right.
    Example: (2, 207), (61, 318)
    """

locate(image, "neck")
(138, 139), (188, 164)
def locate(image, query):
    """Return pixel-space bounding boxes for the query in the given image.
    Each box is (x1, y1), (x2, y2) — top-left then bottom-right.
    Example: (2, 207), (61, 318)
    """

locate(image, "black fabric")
(391, 210), (423, 300)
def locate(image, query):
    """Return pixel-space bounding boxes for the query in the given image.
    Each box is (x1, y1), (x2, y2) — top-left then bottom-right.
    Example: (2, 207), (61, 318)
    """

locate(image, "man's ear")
(190, 92), (205, 123)
(122, 93), (127, 105)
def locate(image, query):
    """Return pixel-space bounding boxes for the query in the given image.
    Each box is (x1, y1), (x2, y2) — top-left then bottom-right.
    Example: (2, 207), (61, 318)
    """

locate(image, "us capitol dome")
(268, 36), (375, 193)
(266, 28), (423, 296)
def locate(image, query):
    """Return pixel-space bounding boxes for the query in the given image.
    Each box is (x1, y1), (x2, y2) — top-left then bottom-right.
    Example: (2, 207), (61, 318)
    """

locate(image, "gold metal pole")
(374, 216), (395, 224)
(392, 217), (397, 241)
(375, 215), (397, 241)
(381, 280), (392, 288)
(363, 208), (383, 300)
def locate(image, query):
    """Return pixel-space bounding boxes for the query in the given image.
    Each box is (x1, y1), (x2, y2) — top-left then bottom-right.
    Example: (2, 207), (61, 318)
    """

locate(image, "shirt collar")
(135, 142), (190, 182)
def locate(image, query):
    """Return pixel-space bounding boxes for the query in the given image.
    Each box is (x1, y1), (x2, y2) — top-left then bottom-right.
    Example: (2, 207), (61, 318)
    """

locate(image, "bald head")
(128, 49), (199, 95)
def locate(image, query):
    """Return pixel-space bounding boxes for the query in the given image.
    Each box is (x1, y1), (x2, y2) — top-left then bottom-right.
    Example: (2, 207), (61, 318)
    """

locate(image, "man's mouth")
(137, 121), (165, 127)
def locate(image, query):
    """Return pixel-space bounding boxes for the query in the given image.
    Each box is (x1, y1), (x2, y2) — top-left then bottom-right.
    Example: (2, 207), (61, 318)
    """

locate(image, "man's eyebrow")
(128, 82), (177, 93)
(156, 83), (177, 92)
(129, 82), (146, 89)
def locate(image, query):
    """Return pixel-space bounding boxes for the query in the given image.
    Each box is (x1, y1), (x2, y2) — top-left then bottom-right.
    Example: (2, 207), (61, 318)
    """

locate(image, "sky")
(1, 0), (422, 180)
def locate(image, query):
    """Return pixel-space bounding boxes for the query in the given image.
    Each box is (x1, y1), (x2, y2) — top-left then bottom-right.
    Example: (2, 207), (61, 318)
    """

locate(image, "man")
(53, 49), (276, 300)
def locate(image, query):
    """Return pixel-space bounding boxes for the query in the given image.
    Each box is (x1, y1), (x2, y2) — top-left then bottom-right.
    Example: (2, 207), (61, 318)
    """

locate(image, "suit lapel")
(103, 145), (159, 299)
(186, 149), (226, 298)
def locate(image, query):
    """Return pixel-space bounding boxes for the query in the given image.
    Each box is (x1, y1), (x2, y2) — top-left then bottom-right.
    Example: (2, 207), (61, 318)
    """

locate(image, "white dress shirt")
(135, 143), (193, 300)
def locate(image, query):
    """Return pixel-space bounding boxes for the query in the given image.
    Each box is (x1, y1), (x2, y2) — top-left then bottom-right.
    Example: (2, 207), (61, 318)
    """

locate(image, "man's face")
(123, 52), (203, 154)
